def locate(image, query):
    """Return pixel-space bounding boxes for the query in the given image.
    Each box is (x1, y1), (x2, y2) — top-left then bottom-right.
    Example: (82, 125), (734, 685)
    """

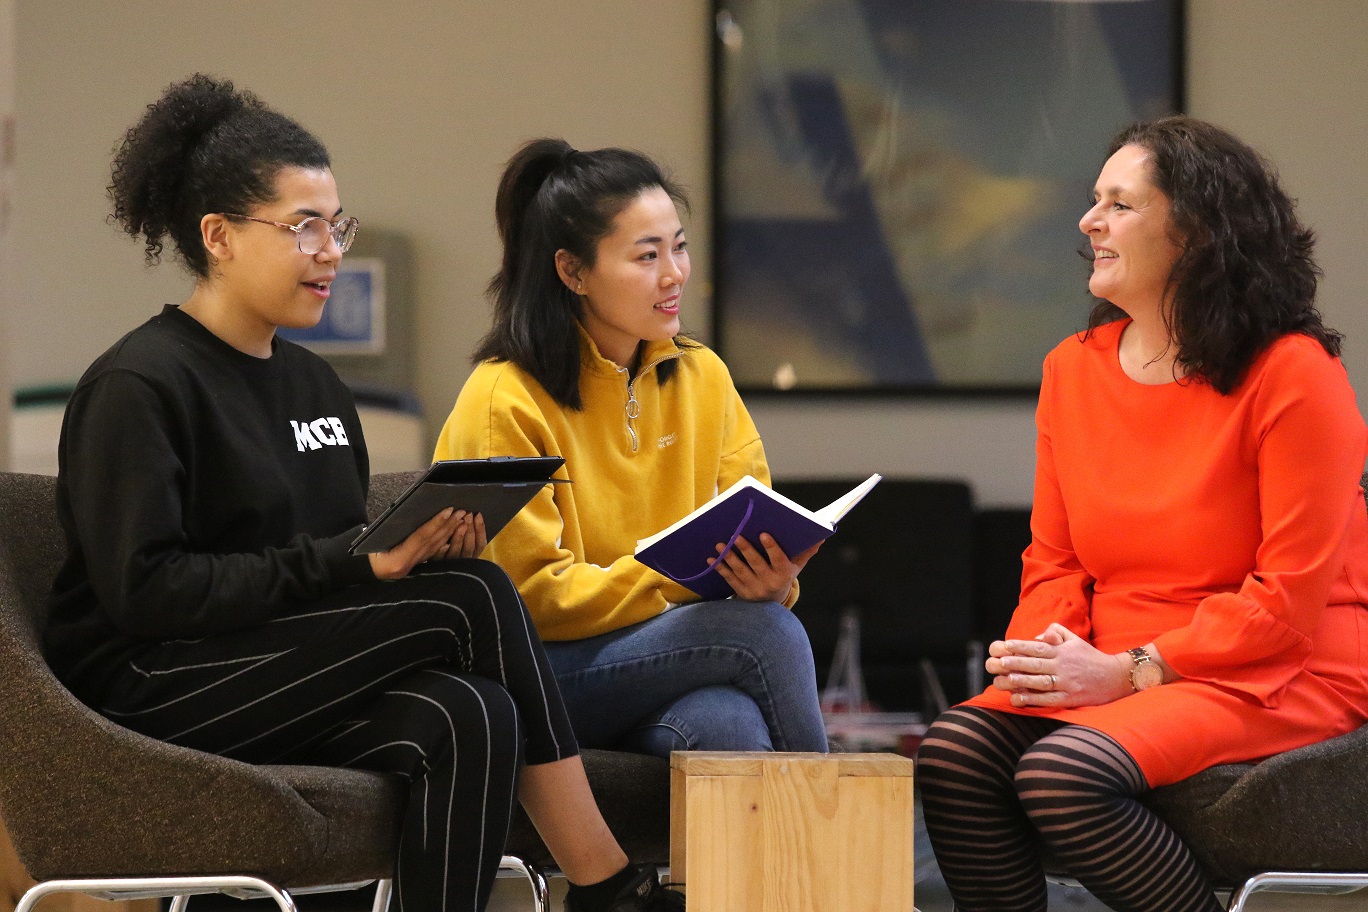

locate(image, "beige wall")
(1187, 0), (1368, 366)
(11, 0), (712, 453)
(0, 0), (12, 471)
(10, 0), (1368, 505)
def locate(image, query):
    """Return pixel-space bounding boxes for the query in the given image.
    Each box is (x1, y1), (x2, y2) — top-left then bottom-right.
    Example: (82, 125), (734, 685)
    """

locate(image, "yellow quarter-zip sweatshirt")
(434, 331), (796, 641)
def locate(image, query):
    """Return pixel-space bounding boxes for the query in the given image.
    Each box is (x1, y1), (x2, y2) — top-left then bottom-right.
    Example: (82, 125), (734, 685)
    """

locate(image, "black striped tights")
(916, 706), (1223, 912)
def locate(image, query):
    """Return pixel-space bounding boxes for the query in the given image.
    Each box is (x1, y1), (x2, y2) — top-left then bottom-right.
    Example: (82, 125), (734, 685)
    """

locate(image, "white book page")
(811, 473), (883, 526)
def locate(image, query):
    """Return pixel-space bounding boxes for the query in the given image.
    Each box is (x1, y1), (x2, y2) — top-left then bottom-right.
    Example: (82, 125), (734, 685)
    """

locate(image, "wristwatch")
(1128, 647), (1163, 691)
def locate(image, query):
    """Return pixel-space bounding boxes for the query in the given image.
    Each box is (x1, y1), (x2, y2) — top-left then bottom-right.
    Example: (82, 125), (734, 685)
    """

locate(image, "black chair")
(0, 471), (668, 912)
(971, 506), (1033, 645)
(773, 477), (976, 711)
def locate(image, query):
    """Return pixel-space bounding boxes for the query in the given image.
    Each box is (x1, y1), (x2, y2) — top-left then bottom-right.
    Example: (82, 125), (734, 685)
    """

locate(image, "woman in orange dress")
(916, 115), (1368, 912)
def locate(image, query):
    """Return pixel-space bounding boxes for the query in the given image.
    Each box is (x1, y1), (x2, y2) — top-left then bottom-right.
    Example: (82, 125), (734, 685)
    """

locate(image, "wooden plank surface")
(671, 751), (914, 912)
(671, 750), (914, 778)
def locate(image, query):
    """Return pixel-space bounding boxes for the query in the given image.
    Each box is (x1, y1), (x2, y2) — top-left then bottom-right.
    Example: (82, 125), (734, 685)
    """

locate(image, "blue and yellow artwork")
(714, 0), (1181, 390)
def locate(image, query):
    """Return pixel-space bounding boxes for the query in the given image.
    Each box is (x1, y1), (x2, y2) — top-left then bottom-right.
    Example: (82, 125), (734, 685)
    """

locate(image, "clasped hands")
(987, 622), (1136, 708)
(711, 533), (821, 603)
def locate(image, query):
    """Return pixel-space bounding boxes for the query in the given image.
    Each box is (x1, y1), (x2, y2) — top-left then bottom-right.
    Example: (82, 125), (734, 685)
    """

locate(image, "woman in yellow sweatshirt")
(434, 139), (828, 757)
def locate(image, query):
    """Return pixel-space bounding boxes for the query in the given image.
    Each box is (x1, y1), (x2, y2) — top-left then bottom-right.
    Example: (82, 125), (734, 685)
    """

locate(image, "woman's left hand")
(437, 512), (488, 560)
(987, 623), (1133, 708)
(712, 533), (821, 603)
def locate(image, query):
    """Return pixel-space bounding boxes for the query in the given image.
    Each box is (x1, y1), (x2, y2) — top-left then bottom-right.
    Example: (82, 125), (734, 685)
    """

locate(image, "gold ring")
(1049, 674), (1057, 689)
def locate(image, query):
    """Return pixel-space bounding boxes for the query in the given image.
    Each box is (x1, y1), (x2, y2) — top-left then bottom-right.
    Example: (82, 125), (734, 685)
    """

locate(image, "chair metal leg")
(1226, 872), (1368, 912)
(500, 855), (550, 912)
(168, 896), (192, 912)
(14, 877), (300, 912)
(370, 877), (393, 912)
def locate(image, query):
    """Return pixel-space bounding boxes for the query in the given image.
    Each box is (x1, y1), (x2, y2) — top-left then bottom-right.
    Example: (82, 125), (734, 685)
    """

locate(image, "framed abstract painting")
(711, 0), (1183, 393)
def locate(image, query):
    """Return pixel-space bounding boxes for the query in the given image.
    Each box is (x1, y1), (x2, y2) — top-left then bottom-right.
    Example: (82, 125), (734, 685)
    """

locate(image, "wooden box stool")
(670, 751), (914, 912)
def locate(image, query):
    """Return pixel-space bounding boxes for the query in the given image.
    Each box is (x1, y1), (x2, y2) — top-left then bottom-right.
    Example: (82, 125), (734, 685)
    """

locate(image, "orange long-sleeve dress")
(965, 319), (1368, 787)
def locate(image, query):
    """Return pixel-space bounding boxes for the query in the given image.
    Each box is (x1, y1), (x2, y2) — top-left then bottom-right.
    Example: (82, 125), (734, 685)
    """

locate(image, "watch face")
(1132, 661), (1164, 690)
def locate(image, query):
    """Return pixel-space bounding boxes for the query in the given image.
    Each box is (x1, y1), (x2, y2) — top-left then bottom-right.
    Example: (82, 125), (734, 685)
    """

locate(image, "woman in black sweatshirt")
(43, 74), (682, 912)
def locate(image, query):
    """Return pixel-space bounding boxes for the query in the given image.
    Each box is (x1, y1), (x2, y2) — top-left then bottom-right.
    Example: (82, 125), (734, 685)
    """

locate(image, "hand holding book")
(708, 530), (825, 603)
(634, 473), (882, 601)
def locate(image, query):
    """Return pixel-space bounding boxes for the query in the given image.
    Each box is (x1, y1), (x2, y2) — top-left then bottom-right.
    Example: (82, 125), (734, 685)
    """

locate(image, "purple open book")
(633, 474), (881, 601)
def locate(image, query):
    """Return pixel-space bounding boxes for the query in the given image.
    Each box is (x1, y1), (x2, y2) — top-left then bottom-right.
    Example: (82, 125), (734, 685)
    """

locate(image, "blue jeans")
(543, 599), (829, 757)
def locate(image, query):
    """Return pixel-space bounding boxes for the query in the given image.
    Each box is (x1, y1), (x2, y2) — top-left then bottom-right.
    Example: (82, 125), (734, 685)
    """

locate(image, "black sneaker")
(564, 864), (685, 912)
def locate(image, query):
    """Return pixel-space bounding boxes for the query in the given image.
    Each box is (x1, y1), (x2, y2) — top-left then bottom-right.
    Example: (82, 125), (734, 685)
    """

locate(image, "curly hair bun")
(107, 73), (328, 277)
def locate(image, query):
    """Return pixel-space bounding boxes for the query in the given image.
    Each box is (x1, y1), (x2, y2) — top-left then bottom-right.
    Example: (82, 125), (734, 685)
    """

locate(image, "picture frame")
(278, 257), (387, 355)
(710, 0), (1184, 394)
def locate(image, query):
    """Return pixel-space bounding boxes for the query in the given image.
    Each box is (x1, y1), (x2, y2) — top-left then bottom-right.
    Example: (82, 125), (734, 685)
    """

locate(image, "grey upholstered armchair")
(1142, 728), (1368, 909)
(0, 471), (668, 912)
(1039, 703), (1368, 911)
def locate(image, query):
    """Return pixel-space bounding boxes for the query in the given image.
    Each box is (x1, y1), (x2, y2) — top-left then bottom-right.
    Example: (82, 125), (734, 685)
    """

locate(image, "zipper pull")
(625, 383), (640, 452)
(615, 365), (641, 452)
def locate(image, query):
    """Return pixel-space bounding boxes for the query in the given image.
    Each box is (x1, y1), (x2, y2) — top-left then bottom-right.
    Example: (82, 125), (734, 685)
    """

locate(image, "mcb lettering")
(292, 417), (351, 452)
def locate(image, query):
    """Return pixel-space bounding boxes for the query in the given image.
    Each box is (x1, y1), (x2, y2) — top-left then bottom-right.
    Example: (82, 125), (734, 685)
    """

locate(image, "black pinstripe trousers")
(95, 559), (579, 912)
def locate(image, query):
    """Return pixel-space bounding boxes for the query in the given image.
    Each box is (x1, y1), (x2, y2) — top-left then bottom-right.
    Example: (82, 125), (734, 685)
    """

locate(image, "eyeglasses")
(222, 213), (360, 255)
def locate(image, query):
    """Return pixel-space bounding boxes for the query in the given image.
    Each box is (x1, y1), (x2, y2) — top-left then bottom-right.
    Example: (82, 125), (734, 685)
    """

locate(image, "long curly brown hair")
(1086, 116), (1339, 393)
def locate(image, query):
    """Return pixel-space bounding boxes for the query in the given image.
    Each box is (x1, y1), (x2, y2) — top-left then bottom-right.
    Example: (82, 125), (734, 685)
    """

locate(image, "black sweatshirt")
(45, 305), (377, 699)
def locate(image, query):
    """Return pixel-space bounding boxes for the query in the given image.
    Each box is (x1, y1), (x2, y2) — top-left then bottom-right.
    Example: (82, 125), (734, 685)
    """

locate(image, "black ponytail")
(474, 138), (693, 409)
(108, 74), (330, 277)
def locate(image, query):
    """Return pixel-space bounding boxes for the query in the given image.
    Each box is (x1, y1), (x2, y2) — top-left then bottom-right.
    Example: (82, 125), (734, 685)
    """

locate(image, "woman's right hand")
(440, 511), (488, 560)
(711, 533), (820, 603)
(987, 623), (1135, 708)
(367, 508), (465, 580)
